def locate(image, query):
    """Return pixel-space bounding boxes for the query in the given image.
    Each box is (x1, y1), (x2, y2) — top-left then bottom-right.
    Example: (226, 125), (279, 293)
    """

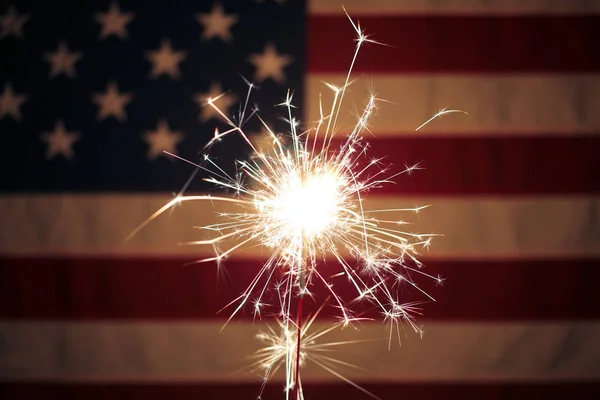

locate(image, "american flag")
(1, 0), (599, 399)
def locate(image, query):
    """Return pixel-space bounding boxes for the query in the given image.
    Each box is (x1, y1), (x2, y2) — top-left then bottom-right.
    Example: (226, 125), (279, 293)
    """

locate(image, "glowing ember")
(261, 170), (343, 239)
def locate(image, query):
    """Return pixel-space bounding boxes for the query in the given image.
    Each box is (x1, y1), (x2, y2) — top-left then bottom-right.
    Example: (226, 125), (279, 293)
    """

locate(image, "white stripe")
(310, 0), (600, 15)
(0, 195), (598, 258)
(306, 75), (600, 136)
(1, 321), (599, 382)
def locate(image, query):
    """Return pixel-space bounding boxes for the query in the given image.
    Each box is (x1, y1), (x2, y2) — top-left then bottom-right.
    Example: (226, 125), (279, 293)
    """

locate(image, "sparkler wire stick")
(294, 270), (304, 400)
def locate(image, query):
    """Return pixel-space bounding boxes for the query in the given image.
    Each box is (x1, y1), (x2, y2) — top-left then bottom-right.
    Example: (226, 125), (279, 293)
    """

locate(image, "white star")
(0, 6), (29, 40)
(249, 43), (293, 84)
(94, 2), (134, 40)
(193, 82), (238, 123)
(41, 120), (79, 160)
(44, 41), (82, 78)
(92, 81), (133, 121)
(0, 83), (27, 121)
(196, 3), (238, 42)
(143, 119), (184, 160)
(146, 39), (187, 79)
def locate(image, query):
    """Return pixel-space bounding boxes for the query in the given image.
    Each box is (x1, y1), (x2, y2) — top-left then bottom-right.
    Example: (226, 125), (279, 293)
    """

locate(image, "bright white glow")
(261, 170), (343, 239)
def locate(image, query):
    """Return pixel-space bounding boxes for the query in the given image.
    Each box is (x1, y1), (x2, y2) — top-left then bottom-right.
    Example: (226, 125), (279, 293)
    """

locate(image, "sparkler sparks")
(130, 9), (460, 400)
(250, 306), (377, 400)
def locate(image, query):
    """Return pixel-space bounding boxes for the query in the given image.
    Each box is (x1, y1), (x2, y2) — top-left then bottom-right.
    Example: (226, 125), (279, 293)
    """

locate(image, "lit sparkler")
(130, 9), (460, 400)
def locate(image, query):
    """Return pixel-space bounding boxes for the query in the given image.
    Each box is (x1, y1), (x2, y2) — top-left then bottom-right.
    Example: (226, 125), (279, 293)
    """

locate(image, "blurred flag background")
(1, 0), (599, 399)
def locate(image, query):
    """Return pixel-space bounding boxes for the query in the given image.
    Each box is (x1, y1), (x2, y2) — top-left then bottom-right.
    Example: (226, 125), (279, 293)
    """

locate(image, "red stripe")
(2, 257), (598, 321)
(339, 135), (600, 195)
(308, 15), (600, 73)
(2, 382), (599, 400)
